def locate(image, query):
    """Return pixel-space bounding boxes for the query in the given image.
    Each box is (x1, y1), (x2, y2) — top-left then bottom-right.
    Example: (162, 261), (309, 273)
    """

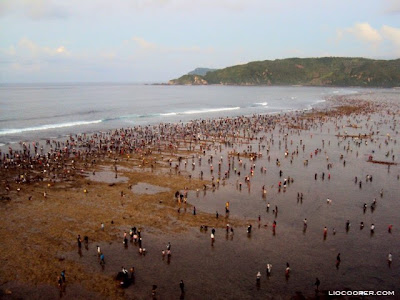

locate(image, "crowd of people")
(1, 94), (399, 297)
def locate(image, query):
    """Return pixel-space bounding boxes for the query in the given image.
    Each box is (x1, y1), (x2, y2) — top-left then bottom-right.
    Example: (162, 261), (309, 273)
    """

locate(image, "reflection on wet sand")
(0, 91), (399, 299)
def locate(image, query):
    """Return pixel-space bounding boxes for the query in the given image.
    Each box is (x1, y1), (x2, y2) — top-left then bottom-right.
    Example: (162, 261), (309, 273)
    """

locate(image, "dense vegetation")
(169, 57), (400, 87)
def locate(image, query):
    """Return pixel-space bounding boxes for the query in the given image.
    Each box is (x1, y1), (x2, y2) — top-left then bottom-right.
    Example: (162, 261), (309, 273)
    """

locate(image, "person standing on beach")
(130, 267), (135, 280)
(336, 253), (341, 268)
(77, 235), (82, 248)
(266, 263), (272, 276)
(180, 280), (185, 293)
(285, 263), (290, 276)
(57, 276), (63, 289)
(152, 285), (157, 297)
(315, 277), (320, 291)
(256, 271), (261, 282)
(123, 232), (128, 246)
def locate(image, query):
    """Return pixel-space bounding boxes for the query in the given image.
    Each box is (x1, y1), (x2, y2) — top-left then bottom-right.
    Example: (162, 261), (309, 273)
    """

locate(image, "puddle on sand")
(131, 182), (170, 195)
(87, 169), (128, 184)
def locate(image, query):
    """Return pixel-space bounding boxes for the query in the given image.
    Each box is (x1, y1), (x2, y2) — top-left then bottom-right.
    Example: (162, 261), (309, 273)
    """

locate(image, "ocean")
(0, 84), (360, 145)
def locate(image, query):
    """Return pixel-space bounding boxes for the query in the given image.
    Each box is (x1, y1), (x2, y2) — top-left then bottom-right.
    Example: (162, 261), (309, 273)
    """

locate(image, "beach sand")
(1, 91), (399, 299)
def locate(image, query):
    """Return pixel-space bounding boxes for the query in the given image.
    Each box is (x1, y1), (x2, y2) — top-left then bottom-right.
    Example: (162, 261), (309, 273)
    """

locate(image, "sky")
(0, 0), (399, 83)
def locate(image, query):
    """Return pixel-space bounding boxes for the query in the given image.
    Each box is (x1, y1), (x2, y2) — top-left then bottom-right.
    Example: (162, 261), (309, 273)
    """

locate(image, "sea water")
(0, 83), (359, 145)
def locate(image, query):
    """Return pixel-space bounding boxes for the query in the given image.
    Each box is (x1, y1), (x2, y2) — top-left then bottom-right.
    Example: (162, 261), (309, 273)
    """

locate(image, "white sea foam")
(159, 107), (241, 116)
(254, 102), (268, 106)
(181, 107), (240, 115)
(303, 105), (313, 111)
(0, 120), (102, 135)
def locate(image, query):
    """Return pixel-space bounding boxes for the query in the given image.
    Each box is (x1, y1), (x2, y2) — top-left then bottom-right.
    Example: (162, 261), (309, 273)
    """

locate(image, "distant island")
(188, 68), (218, 76)
(168, 57), (400, 87)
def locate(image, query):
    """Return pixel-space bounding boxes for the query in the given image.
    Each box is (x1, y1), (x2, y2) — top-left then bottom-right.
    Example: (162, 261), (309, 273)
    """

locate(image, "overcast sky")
(1, 0), (399, 83)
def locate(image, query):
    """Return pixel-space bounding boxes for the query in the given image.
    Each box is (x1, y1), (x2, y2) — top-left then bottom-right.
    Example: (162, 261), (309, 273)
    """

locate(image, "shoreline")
(164, 82), (400, 89)
(0, 85), (387, 148)
(1, 91), (399, 299)
(0, 94), (331, 149)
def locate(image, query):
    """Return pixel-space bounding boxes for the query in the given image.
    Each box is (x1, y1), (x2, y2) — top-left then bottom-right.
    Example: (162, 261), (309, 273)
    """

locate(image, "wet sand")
(1, 90), (400, 299)
(131, 182), (170, 195)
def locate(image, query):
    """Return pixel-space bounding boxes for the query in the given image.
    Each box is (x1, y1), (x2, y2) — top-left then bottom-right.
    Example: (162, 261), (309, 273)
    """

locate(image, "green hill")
(168, 57), (400, 87)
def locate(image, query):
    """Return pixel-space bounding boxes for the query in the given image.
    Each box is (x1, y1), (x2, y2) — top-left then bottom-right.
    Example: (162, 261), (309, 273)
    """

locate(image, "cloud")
(110, 0), (249, 12)
(338, 23), (382, 44)
(384, 0), (400, 14)
(2, 46), (16, 56)
(336, 23), (400, 56)
(0, 0), (69, 19)
(0, 0), (256, 20)
(132, 37), (156, 50)
(381, 25), (400, 48)
(18, 38), (39, 54)
(16, 37), (70, 57)
(56, 46), (66, 54)
(0, 36), (215, 82)
(0, 38), (70, 72)
(0, 1), (13, 17)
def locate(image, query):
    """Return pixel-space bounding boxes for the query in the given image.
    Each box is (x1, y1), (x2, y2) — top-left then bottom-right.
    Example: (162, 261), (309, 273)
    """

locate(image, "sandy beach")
(1, 90), (399, 299)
